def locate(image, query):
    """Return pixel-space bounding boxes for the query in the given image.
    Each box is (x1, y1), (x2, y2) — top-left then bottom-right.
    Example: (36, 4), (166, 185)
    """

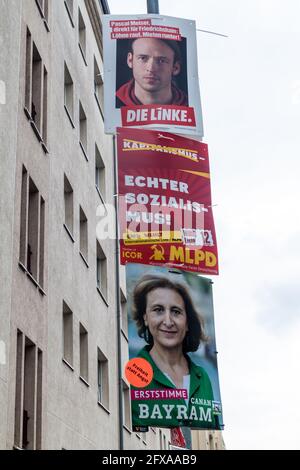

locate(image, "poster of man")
(103, 14), (204, 136)
(125, 263), (224, 430)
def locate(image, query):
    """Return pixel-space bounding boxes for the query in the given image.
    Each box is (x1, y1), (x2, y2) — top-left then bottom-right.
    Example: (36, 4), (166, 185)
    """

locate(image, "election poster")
(103, 14), (203, 136)
(117, 127), (219, 275)
(125, 263), (224, 430)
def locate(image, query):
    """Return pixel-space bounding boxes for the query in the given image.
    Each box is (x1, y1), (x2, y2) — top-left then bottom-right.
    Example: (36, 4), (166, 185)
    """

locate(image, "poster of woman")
(125, 263), (224, 430)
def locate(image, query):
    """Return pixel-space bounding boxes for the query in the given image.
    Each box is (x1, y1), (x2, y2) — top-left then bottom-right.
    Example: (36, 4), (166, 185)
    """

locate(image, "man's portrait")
(103, 14), (203, 135)
(115, 37), (188, 108)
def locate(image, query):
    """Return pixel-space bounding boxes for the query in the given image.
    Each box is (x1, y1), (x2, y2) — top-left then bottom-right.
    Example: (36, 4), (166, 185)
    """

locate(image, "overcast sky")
(107, 0), (300, 450)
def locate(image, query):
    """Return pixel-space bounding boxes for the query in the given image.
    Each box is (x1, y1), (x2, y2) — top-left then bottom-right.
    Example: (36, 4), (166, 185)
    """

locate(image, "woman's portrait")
(126, 264), (223, 430)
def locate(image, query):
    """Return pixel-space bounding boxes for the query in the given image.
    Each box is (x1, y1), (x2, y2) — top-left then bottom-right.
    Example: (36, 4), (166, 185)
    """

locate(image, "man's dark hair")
(129, 38), (182, 65)
(131, 274), (207, 353)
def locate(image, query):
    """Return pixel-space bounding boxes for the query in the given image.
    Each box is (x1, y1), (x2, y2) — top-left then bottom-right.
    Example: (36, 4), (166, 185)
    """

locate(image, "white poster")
(103, 14), (204, 136)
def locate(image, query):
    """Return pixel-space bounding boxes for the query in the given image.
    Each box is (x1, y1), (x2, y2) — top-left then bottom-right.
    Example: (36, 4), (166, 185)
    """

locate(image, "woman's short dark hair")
(131, 274), (207, 353)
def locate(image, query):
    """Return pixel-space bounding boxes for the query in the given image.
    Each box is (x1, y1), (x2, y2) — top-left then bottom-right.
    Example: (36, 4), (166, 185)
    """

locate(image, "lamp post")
(147, 0), (159, 14)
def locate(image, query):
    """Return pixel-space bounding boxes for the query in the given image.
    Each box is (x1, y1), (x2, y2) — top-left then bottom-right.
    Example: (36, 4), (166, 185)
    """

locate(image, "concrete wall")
(0, 0), (22, 450)
(5, 0), (52, 450)
(46, 0), (117, 449)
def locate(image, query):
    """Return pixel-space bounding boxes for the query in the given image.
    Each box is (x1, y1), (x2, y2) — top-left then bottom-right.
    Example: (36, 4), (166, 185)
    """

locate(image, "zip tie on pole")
(158, 133), (175, 141)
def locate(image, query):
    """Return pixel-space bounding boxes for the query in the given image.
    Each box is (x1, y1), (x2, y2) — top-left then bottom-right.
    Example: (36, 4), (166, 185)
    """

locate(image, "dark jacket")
(116, 78), (188, 107)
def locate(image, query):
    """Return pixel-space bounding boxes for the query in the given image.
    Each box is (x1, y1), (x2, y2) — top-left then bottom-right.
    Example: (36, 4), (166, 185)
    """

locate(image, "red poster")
(171, 428), (186, 448)
(117, 127), (219, 275)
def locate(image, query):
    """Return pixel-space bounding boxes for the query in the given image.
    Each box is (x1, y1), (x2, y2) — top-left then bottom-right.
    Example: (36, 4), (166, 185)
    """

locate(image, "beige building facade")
(0, 0), (223, 451)
(192, 430), (226, 451)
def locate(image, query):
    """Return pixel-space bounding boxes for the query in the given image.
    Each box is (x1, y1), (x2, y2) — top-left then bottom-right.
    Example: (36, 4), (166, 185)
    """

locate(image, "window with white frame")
(24, 29), (48, 145)
(35, 0), (49, 23)
(79, 323), (88, 383)
(64, 63), (74, 123)
(79, 101), (88, 158)
(64, 0), (74, 25)
(19, 166), (45, 288)
(95, 144), (105, 199)
(64, 174), (74, 236)
(79, 206), (88, 263)
(120, 289), (128, 337)
(63, 301), (73, 366)
(94, 57), (104, 115)
(96, 241), (107, 300)
(122, 380), (131, 430)
(97, 348), (109, 409)
(14, 331), (43, 450)
(78, 9), (87, 64)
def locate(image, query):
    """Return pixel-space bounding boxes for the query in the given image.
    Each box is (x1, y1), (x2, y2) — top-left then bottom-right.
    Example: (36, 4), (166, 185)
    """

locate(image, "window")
(23, 339), (36, 449)
(79, 101), (88, 159)
(96, 241), (107, 299)
(25, 29), (32, 113)
(14, 331), (23, 449)
(39, 197), (45, 288)
(94, 58), (103, 116)
(79, 206), (88, 263)
(120, 289), (128, 337)
(36, 349), (43, 450)
(27, 177), (39, 279)
(209, 433), (214, 450)
(64, 0), (74, 25)
(64, 175), (74, 236)
(78, 9), (87, 64)
(31, 44), (42, 129)
(14, 331), (43, 450)
(79, 323), (88, 383)
(95, 144), (105, 200)
(64, 63), (74, 125)
(98, 1), (104, 14)
(42, 67), (48, 149)
(19, 166), (28, 266)
(63, 301), (73, 366)
(35, 0), (49, 26)
(19, 166), (45, 289)
(122, 380), (131, 430)
(159, 429), (162, 449)
(97, 348), (109, 409)
(24, 28), (48, 146)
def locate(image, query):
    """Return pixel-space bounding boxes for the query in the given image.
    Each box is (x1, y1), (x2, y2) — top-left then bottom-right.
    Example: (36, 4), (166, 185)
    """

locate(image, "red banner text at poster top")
(117, 127), (219, 275)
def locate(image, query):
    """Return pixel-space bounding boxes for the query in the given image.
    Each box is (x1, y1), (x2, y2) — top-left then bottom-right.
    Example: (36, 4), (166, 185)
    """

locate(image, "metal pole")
(113, 135), (124, 451)
(147, 0), (159, 14)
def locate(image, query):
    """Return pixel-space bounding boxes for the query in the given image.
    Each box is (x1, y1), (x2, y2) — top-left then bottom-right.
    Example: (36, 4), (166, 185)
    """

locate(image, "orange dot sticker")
(125, 357), (153, 388)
